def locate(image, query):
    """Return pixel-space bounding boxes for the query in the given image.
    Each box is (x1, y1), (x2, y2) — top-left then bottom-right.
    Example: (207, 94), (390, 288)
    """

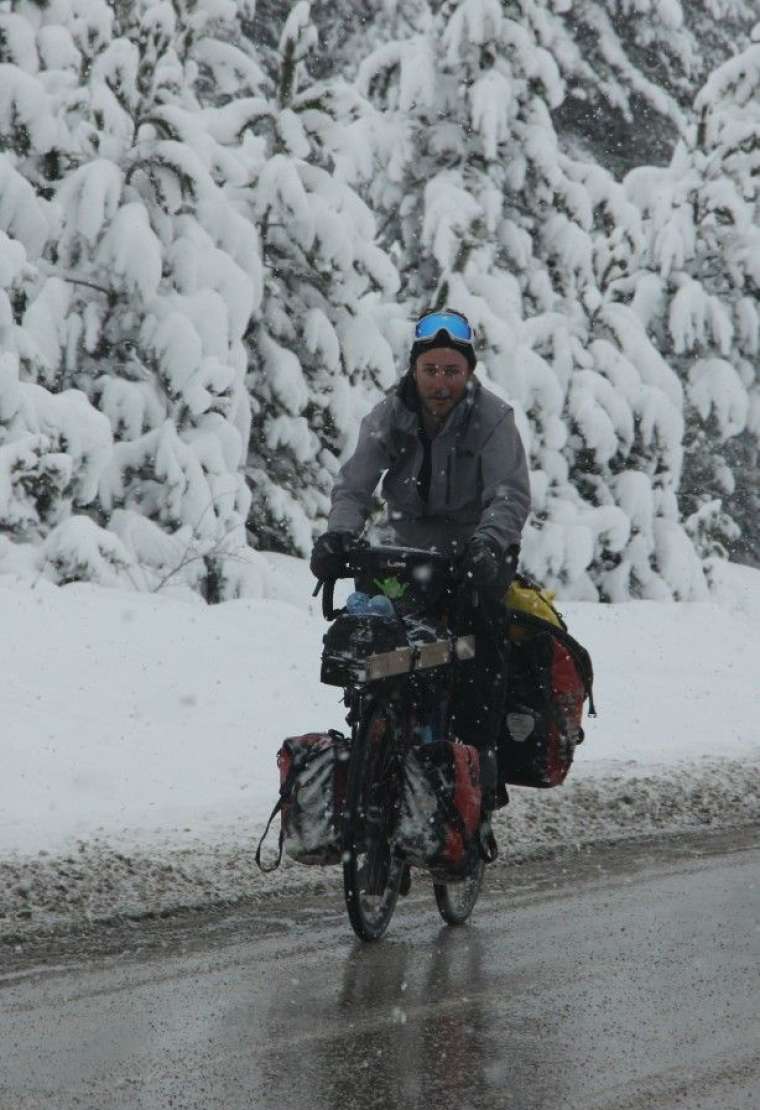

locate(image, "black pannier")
(393, 741), (482, 881)
(255, 731), (350, 872)
(499, 611), (594, 789)
(321, 613), (407, 687)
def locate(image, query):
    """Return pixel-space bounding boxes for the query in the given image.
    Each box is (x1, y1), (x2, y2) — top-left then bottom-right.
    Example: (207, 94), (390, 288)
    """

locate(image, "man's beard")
(422, 394), (453, 418)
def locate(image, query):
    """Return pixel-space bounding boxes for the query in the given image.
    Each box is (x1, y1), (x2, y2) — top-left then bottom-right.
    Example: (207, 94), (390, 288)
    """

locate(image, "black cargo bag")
(393, 741), (482, 881)
(499, 611), (595, 789)
(321, 612), (408, 687)
(255, 731), (350, 871)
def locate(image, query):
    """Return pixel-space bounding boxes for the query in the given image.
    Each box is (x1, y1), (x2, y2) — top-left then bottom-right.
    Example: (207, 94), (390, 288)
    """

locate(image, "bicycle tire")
(433, 859), (485, 926)
(342, 699), (405, 942)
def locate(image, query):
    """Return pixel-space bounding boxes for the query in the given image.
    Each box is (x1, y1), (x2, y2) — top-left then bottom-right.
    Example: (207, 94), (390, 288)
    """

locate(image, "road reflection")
(264, 920), (564, 1110)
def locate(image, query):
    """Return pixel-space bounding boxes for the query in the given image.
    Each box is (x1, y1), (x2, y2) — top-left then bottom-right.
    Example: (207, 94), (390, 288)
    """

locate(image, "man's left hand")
(461, 537), (503, 597)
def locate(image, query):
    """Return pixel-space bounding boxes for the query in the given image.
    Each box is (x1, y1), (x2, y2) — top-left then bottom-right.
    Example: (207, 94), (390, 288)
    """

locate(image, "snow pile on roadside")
(1, 557), (758, 939)
(2, 759), (758, 941)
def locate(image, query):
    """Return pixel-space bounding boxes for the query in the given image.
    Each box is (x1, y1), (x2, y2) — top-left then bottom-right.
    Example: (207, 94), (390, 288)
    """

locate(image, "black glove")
(310, 531), (353, 580)
(461, 539), (520, 602)
(461, 537), (504, 599)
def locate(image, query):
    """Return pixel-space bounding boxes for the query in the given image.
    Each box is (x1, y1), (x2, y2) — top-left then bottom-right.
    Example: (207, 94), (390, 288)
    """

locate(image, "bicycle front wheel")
(343, 699), (405, 942)
(433, 860), (485, 926)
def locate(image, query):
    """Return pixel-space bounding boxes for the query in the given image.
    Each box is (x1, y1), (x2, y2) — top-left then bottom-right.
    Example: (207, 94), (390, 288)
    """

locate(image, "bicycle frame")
(319, 544), (485, 941)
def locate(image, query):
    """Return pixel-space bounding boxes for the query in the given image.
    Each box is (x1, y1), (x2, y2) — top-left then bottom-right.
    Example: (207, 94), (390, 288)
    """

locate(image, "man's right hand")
(309, 531), (354, 580)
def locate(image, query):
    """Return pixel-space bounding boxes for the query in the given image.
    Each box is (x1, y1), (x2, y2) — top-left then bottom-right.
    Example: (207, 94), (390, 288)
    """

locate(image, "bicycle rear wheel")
(433, 860), (485, 926)
(343, 699), (405, 941)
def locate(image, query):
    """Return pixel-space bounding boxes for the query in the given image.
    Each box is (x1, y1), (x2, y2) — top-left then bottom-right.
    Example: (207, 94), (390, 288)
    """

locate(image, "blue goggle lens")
(414, 312), (474, 344)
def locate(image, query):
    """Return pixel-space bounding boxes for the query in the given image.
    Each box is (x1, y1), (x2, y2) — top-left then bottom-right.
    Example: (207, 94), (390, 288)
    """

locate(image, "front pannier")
(393, 741), (482, 881)
(499, 611), (594, 789)
(255, 731), (349, 871)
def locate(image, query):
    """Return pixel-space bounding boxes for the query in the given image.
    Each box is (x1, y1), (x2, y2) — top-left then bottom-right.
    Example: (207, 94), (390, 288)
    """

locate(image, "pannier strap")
(505, 608), (597, 717)
(255, 797), (285, 873)
(254, 757), (301, 873)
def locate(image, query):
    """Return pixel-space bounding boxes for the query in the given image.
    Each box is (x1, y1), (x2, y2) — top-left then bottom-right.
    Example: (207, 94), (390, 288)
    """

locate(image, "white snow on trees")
(0, 156), (52, 258)
(0, 351), (111, 540)
(356, 0), (712, 598)
(1, 0), (758, 598)
(627, 35), (760, 564)
(56, 160), (124, 248)
(241, 3), (401, 554)
(0, 0), (268, 596)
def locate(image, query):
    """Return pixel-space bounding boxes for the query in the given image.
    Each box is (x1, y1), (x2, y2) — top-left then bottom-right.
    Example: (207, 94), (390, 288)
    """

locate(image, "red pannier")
(393, 741), (482, 881)
(256, 731), (349, 871)
(499, 612), (595, 789)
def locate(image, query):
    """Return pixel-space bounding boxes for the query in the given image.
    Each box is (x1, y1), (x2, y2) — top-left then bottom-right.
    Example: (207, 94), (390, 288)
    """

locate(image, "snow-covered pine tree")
(0, 9), (135, 585)
(0, 346), (116, 571)
(551, 0), (757, 175)
(311, 1), (757, 179)
(626, 38), (760, 567)
(355, 0), (707, 600)
(1, 0), (265, 596)
(240, 1), (400, 555)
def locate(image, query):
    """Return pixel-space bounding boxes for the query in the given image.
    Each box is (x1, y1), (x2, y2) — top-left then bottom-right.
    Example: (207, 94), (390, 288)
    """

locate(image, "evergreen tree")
(626, 39), (760, 566)
(0, 9), (129, 584)
(311, 1), (757, 177)
(552, 0), (756, 175)
(3, 0), (751, 596)
(355, 0), (706, 599)
(1, 0), (265, 595)
(241, 2), (400, 554)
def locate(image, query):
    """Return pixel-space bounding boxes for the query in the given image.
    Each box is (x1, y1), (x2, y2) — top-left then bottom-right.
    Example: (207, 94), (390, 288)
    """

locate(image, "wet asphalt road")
(1, 828), (759, 1110)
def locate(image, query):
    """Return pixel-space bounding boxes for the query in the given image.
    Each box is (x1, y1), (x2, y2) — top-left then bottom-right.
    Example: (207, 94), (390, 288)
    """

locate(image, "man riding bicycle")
(310, 308), (531, 861)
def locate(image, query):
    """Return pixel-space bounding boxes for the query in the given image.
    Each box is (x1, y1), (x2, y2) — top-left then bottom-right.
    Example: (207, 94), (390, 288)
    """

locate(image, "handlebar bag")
(499, 611), (595, 789)
(393, 741), (482, 881)
(321, 613), (407, 687)
(256, 732), (349, 871)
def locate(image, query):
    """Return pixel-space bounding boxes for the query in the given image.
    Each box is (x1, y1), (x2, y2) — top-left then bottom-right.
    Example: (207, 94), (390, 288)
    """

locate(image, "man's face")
(414, 347), (472, 423)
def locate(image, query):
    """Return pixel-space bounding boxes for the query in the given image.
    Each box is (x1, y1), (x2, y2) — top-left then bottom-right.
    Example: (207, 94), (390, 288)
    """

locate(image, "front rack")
(351, 634), (475, 685)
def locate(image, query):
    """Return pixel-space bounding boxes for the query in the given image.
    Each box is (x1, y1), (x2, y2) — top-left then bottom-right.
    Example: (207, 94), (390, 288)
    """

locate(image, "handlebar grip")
(322, 579), (339, 620)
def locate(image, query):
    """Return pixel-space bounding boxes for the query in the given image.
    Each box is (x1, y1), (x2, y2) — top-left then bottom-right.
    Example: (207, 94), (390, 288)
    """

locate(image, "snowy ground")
(2, 558), (759, 940)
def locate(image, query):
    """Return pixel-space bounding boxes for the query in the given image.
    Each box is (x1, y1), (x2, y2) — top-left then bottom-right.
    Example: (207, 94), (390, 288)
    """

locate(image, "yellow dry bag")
(505, 574), (565, 638)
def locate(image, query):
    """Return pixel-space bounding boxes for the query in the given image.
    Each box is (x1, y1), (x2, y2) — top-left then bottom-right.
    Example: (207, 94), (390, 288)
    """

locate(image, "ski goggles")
(414, 311), (475, 346)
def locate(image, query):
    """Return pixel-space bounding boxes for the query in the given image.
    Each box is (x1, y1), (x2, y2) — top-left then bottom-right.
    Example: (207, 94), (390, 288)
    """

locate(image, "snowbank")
(1, 558), (758, 937)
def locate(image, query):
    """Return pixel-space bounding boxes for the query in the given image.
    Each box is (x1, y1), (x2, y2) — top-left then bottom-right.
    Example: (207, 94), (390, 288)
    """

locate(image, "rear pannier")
(499, 609), (595, 789)
(255, 731), (349, 871)
(393, 740), (482, 881)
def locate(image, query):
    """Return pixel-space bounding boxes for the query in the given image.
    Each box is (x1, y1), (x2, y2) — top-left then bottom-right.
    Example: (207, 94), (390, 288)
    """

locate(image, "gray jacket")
(327, 374), (531, 557)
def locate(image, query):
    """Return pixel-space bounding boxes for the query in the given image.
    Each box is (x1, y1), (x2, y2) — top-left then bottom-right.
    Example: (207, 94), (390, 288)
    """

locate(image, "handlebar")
(312, 544), (463, 622)
(338, 543), (457, 578)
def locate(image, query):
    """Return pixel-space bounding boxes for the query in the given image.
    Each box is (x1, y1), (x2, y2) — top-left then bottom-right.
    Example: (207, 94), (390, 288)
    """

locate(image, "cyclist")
(310, 308), (531, 862)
